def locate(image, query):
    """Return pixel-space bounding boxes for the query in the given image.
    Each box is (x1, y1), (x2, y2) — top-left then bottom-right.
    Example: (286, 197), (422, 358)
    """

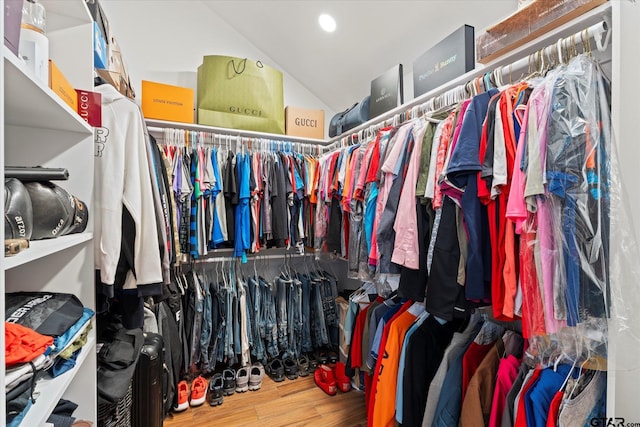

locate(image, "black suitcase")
(132, 332), (164, 427)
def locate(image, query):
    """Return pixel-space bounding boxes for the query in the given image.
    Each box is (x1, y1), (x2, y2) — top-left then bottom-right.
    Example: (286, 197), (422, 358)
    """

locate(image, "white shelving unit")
(1, 1), (97, 426)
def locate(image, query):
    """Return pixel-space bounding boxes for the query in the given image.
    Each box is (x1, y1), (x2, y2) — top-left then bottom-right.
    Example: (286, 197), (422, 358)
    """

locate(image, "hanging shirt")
(234, 152), (251, 258)
(392, 122), (427, 269)
(446, 88), (500, 301)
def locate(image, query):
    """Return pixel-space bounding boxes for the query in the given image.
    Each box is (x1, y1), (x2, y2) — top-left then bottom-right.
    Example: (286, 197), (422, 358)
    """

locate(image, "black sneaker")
(222, 369), (236, 396)
(297, 354), (311, 377)
(308, 352), (319, 371)
(283, 357), (299, 380)
(207, 373), (224, 406)
(266, 358), (285, 382)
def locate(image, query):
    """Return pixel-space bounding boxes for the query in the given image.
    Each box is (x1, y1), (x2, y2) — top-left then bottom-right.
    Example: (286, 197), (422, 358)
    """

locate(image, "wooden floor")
(163, 372), (367, 427)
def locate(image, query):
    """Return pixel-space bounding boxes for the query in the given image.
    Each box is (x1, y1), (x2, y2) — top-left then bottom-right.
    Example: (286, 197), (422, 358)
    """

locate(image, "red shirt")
(461, 341), (495, 403)
(514, 368), (542, 427)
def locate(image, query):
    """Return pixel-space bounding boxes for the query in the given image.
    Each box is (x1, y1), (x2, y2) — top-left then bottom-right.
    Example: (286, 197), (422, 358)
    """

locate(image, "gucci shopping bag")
(197, 55), (285, 134)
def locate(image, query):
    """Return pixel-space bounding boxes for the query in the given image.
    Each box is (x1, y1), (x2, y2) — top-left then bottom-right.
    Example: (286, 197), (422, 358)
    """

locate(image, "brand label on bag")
(413, 25), (475, 97)
(229, 106), (262, 117)
(76, 89), (102, 127)
(6, 294), (53, 324)
(285, 106), (324, 139)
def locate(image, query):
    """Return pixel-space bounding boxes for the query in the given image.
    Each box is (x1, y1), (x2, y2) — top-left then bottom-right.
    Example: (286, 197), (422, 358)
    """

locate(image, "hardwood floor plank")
(163, 373), (366, 427)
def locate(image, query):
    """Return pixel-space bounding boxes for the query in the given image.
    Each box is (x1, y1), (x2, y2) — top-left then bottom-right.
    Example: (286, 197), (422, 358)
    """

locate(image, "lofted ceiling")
(201, 0), (520, 113)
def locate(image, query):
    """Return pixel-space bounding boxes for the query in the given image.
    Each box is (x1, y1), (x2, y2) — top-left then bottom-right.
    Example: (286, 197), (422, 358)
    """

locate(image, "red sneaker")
(333, 362), (352, 393)
(190, 376), (208, 407)
(174, 380), (189, 412)
(314, 365), (337, 396)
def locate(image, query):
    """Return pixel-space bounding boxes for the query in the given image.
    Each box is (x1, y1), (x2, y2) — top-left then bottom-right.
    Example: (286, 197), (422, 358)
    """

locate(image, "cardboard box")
(476, 0), (608, 64)
(285, 106), (324, 139)
(48, 60), (78, 112)
(413, 25), (475, 98)
(142, 80), (194, 123)
(76, 89), (102, 127)
(4, 0), (23, 56)
(93, 21), (108, 69)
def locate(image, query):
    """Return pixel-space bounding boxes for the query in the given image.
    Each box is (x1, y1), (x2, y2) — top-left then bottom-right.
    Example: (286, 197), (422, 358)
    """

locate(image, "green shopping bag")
(197, 55), (285, 134)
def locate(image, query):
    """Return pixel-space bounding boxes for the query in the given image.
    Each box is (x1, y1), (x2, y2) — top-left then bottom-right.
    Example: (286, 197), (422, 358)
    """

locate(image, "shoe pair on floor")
(266, 355), (313, 382)
(174, 376), (208, 411)
(313, 362), (351, 396)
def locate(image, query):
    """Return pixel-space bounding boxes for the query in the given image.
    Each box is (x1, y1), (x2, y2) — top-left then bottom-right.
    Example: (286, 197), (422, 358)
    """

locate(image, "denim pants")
(207, 283), (222, 373)
(285, 278), (302, 359)
(188, 272), (204, 377)
(321, 274), (340, 348)
(298, 274), (313, 353)
(275, 277), (289, 354)
(310, 275), (329, 348)
(262, 278), (279, 359)
(249, 277), (266, 361)
(216, 284), (227, 364)
(199, 273), (213, 371)
(224, 286), (234, 362)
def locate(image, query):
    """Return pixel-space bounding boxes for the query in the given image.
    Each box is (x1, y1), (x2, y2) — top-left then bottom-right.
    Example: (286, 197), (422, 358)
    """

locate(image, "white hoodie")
(94, 84), (162, 292)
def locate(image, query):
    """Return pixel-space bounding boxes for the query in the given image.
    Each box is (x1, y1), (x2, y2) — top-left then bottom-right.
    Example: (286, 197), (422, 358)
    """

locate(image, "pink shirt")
(392, 122), (427, 269)
(370, 124), (413, 264)
(488, 355), (521, 427)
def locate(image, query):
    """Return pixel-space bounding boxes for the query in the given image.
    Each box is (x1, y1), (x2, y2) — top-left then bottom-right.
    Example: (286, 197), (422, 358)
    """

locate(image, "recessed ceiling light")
(318, 14), (336, 33)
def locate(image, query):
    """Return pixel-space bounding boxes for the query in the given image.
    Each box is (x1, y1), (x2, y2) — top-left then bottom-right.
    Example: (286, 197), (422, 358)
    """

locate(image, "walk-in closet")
(3, 1), (640, 426)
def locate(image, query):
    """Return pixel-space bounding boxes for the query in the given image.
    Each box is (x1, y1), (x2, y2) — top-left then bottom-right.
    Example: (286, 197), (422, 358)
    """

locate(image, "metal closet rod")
(146, 119), (331, 146)
(148, 125), (326, 155)
(325, 17), (610, 152)
(187, 251), (315, 264)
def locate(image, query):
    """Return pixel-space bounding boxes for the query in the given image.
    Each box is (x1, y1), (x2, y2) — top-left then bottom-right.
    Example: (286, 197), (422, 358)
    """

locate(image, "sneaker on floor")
(283, 357), (299, 380)
(207, 373), (224, 406)
(174, 380), (189, 412)
(333, 361), (352, 392)
(297, 354), (310, 377)
(308, 352), (319, 371)
(236, 367), (250, 392)
(190, 376), (208, 407)
(266, 358), (285, 383)
(223, 368), (237, 396)
(249, 362), (265, 391)
(314, 365), (337, 396)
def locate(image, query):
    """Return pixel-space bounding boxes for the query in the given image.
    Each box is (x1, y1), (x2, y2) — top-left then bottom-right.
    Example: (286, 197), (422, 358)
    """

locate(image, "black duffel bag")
(328, 96), (370, 137)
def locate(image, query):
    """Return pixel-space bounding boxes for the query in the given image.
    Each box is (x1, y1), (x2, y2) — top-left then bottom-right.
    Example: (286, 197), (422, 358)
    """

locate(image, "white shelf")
(3, 46), (93, 135)
(3, 233), (93, 271)
(41, 0), (93, 33)
(18, 332), (96, 427)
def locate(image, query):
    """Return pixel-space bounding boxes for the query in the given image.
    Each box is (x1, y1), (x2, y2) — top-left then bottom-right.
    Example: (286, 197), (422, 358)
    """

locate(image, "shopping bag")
(197, 55), (285, 134)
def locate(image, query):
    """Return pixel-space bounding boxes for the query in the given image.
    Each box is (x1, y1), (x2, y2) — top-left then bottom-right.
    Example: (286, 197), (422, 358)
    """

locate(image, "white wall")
(99, 0), (336, 132)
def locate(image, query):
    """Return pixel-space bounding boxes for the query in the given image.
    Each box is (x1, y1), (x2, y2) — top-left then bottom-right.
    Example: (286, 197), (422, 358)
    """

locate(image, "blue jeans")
(284, 277), (303, 359)
(309, 274), (328, 348)
(262, 278), (279, 359)
(298, 274), (313, 353)
(199, 273), (213, 371)
(208, 282), (222, 372)
(275, 277), (289, 354)
(249, 277), (266, 362)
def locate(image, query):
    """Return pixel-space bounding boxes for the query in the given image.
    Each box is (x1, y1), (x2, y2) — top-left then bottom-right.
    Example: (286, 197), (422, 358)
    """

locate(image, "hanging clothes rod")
(188, 251), (315, 264)
(146, 119), (331, 146)
(325, 11), (611, 152)
(149, 125), (327, 155)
